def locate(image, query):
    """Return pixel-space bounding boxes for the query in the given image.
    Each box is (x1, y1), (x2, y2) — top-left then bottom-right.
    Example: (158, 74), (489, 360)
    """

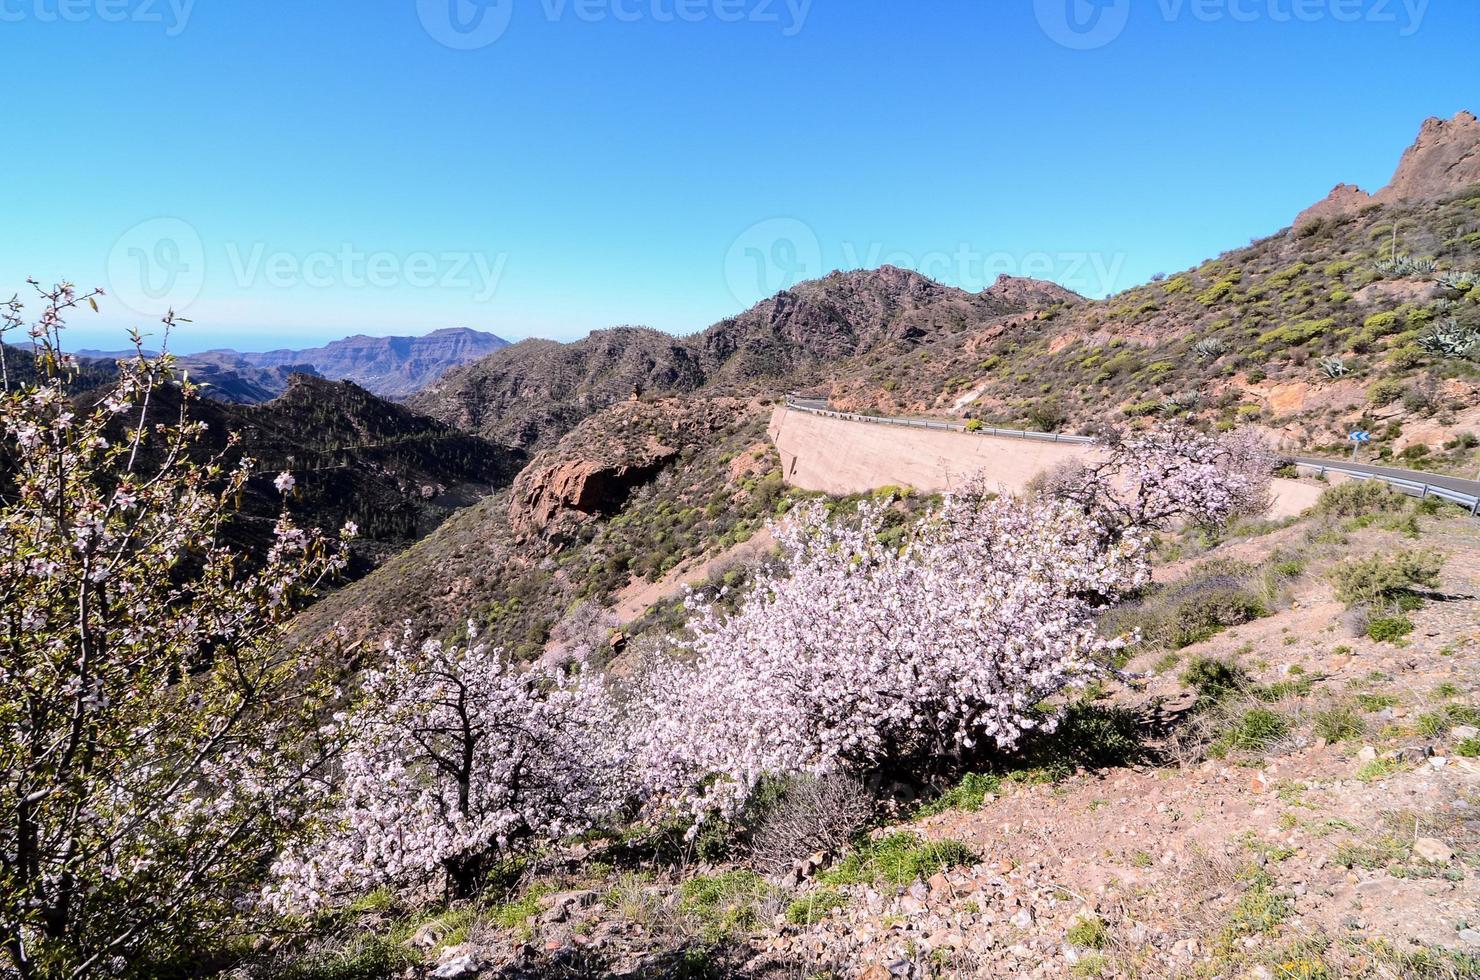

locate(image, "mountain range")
(25, 111), (1480, 657)
(79, 326), (509, 402)
(293, 111), (1480, 654)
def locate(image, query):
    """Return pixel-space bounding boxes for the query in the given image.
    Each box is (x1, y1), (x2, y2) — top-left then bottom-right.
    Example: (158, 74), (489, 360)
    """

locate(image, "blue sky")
(1, 0), (1472, 353)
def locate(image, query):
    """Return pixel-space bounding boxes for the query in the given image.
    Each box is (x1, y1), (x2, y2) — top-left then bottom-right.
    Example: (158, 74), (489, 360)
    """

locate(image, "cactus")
(1415, 318), (1480, 359)
(1319, 357), (1348, 379)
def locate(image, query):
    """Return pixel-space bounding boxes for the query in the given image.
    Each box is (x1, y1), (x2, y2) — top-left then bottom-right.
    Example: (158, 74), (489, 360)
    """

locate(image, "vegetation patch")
(819, 833), (976, 888)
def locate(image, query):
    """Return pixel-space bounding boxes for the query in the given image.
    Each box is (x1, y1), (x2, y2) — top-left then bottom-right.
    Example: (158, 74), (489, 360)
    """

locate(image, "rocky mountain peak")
(981, 274), (1084, 307)
(1293, 110), (1480, 227)
(1293, 182), (1376, 228)
(1377, 109), (1480, 204)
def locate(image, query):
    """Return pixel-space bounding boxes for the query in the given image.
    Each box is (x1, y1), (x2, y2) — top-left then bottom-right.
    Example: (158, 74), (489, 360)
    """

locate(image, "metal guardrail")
(783, 395), (1480, 517)
(1292, 462), (1480, 517)
(783, 396), (1097, 446)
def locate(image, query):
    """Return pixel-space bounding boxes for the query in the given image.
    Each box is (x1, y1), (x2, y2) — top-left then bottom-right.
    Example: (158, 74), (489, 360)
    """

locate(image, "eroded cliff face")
(509, 440), (679, 538)
(506, 397), (748, 540)
(1293, 110), (1480, 227)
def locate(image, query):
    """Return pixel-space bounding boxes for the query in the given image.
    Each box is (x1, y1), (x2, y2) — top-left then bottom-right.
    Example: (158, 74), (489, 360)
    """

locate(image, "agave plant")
(1374, 255), (1439, 278)
(1191, 336), (1226, 362)
(1415, 318), (1480, 359)
(1160, 391), (1200, 416)
(1319, 357), (1349, 379)
(1436, 270), (1478, 292)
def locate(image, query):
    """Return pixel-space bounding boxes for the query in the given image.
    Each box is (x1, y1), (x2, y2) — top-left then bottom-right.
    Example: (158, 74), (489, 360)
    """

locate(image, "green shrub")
(783, 889), (848, 926)
(1456, 738), (1480, 758)
(1106, 565), (1271, 653)
(1197, 278), (1239, 306)
(1366, 616), (1414, 643)
(964, 419), (983, 432)
(1181, 656), (1249, 704)
(1314, 480), (1408, 518)
(1367, 379), (1405, 405)
(1259, 318), (1332, 347)
(1066, 914), (1110, 949)
(1356, 758), (1402, 782)
(1330, 549), (1444, 608)
(1228, 879), (1290, 935)
(1211, 708), (1291, 757)
(918, 772), (1002, 817)
(1362, 310), (1403, 337)
(678, 870), (773, 940)
(819, 833), (975, 887)
(1312, 705), (1366, 743)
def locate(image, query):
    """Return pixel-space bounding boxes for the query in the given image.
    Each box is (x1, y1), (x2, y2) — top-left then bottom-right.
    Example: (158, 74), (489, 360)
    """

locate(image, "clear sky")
(1, 0), (1472, 353)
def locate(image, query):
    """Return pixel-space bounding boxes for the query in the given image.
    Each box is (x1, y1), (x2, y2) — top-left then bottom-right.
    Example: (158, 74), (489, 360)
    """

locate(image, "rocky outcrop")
(506, 398), (742, 539)
(1375, 110), (1480, 205)
(509, 440), (679, 538)
(1294, 183), (1374, 229)
(981, 274), (1083, 308)
(1292, 111), (1480, 226)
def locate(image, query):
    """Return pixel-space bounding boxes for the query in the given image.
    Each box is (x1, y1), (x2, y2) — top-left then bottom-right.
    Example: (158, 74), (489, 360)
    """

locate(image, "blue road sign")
(1349, 431), (1371, 443)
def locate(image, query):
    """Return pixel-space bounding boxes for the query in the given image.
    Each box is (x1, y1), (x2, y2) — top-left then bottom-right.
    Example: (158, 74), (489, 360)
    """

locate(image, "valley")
(5, 109), (1480, 980)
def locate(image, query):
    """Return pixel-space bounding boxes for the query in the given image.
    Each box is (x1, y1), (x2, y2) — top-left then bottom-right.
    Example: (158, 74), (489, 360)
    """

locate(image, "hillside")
(820, 113), (1480, 480)
(97, 373), (526, 576)
(270, 479), (1480, 980)
(288, 394), (789, 655)
(408, 267), (1078, 452)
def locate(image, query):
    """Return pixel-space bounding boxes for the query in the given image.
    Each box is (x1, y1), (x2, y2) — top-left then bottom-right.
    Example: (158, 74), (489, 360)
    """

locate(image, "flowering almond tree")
(630, 486), (1150, 825)
(0, 283), (350, 979)
(1048, 424), (1275, 535)
(268, 628), (629, 910)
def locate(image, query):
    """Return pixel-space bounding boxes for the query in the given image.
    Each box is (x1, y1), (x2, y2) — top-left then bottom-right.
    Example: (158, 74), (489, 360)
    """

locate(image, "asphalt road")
(1291, 456), (1480, 498)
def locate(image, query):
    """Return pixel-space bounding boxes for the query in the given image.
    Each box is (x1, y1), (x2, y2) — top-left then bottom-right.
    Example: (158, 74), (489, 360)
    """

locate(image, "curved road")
(783, 397), (1480, 513)
(1289, 456), (1480, 499)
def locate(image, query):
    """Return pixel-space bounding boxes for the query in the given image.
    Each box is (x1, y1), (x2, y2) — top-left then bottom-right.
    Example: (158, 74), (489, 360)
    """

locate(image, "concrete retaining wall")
(768, 405), (1324, 518)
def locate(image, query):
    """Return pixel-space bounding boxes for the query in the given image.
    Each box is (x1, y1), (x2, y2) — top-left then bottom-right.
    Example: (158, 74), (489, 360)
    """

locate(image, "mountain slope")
(821, 115), (1480, 476)
(409, 328), (708, 450)
(408, 267), (1082, 451)
(67, 373), (527, 580)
